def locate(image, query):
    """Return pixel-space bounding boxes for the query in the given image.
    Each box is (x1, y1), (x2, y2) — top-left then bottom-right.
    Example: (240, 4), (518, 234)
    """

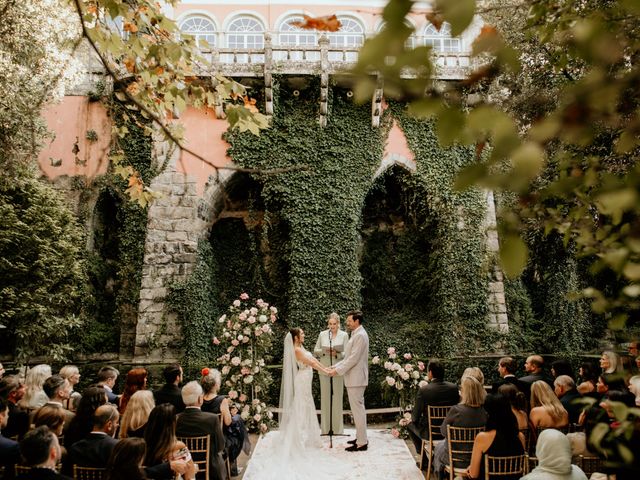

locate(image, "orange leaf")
(124, 58), (136, 73)
(155, 66), (164, 75)
(479, 25), (499, 39)
(243, 96), (258, 113)
(123, 22), (138, 33)
(291, 15), (341, 32)
(426, 11), (445, 31)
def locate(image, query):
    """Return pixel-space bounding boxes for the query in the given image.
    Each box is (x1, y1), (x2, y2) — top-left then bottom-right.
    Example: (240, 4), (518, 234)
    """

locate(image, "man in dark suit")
(66, 405), (119, 472)
(42, 376), (75, 434)
(19, 426), (71, 479)
(407, 360), (459, 468)
(96, 367), (119, 404)
(153, 364), (185, 413)
(554, 375), (583, 424)
(176, 381), (226, 480)
(491, 357), (527, 394)
(519, 355), (554, 397)
(1, 398), (21, 474)
(0, 375), (30, 439)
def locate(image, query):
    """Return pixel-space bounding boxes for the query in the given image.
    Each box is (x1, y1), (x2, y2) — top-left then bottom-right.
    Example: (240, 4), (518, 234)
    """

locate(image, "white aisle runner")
(242, 428), (424, 480)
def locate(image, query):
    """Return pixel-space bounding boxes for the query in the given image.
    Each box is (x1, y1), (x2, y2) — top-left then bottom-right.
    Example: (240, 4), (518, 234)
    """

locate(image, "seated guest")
(42, 376), (75, 433)
(600, 350), (622, 374)
(58, 366), (81, 412)
(465, 394), (525, 480)
(629, 375), (640, 407)
(407, 360), (459, 467)
(119, 369), (147, 415)
(145, 404), (197, 480)
(497, 384), (528, 430)
(201, 368), (250, 475)
(551, 359), (574, 380)
(153, 364), (185, 414)
(491, 357), (526, 395)
(0, 398), (21, 474)
(119, 390), (154, 439)
(64, 386), (107, 449)
(462, 367), (484, 385)
(433, 376), (487, 479)
(33, 405), (67, 438)
(67, 405), (119, 470)
(96, 367), (119, 404)
(519, 356), (553, 397)
(176, 382), (225, 480)
(529, 381), (569, 429)
(596, 373), (627, 401)
(18, 426), (71, 479)
(104, 437), (147, 480)
(19, 365), (52, 410)
(554, 375), (583, 424)
(576, 361), (599, 395)
(521, 429), (588, 480)
(0, 375), (30, 439)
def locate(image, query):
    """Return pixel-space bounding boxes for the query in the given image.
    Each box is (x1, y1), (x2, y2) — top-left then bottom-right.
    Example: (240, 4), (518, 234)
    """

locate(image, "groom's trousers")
(347, 386), (368, 446)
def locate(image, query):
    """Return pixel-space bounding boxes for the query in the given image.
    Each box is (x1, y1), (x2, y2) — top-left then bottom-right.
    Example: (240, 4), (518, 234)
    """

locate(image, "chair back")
(484, 454), (526, 479)
(73, 465), (106, 480)
(578, 455), (603, 477)
(525, 455), (539, 474)
(15, 465), (31, 476)
(447, 425), (484, 472)
(427, 405), (453, 441)
(178, 435), (210, 480)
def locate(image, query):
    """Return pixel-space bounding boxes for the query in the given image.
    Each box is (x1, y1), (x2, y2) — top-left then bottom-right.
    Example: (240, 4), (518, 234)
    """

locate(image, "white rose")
(244, 375), (254, 384)
(384, 361), (392, 370)
(222, 366), (230, 375)
(371, 356), (380, 365)
(411, 371), (420, 379)
(259, 315), (267, 323)
(218, 314), (227, 323)
(233, 300), (241, 307)
(241, 411), (249, 420)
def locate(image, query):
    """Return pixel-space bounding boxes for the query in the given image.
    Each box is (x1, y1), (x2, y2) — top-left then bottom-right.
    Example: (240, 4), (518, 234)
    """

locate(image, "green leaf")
(510, 142), (545, 180)
(437, 0), (476, 37)
(623, 263), (640, 281)
(435, 107), (465, 146)
(499, 235), (528, 277)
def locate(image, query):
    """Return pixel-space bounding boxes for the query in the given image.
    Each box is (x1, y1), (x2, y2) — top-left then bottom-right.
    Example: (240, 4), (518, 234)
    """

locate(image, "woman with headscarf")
(521, 429), (588, 480)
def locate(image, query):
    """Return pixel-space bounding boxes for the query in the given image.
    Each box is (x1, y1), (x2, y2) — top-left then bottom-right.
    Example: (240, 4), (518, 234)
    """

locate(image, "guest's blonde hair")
(327, 312), (340, 325)
(460, 376), (486, 407)
(629, 375), (640, 406)
(602, 351), (621, 374)
(59, 365), (79, 380)
(20, 364), (52, 408)
(119, 390), (155, 438)
(462, 367), (484, 385)
(530, 380), (566, 422)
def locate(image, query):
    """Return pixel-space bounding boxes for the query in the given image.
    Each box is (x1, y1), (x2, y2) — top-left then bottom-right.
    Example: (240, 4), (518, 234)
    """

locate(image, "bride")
(246, 328), (346, 479)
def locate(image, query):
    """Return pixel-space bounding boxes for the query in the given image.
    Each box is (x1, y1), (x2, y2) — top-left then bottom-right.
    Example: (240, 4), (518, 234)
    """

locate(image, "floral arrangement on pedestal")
(213, 293), (278, 434)
(372, 347), (429, 439)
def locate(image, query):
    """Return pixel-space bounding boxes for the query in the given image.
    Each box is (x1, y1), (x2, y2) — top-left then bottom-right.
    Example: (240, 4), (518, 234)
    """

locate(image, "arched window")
(278, 16), (318, 46)
(180, 15), (217, 48)
(226, 16), (265, 49)
(328, 16), (365, 47)
(422, 22), (461, 52)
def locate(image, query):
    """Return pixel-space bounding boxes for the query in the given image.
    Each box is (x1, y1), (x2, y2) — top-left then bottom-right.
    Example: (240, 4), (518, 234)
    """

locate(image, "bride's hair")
(289, 328), (302, 343)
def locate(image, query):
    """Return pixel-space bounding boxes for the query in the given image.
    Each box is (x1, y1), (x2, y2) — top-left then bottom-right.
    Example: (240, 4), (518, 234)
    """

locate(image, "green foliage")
(0, 173), (87, 363)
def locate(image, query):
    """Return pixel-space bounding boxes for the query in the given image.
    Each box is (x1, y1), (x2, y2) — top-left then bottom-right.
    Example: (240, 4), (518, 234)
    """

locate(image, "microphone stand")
(320, 330), (347, 448)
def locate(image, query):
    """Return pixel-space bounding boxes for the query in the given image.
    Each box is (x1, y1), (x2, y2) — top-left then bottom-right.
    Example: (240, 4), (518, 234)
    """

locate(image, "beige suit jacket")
(334, 326), (369, 388)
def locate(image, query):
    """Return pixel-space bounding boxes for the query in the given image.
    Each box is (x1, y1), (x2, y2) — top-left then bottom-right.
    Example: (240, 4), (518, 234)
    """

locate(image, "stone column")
(484, 190), (508, 332)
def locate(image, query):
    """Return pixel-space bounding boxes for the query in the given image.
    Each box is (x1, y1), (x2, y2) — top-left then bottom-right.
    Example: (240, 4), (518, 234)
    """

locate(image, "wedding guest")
(0, 398), (20, 474)
(96, 367), (119, 404)
(153, 364), (185, 414)
(119, 390), (154, 439)
(629, 375), (640, 406)
(64, 386), (107, 448)
(465, 394), (525, 480)
(66, 404), (119, 472)
(492, 357), (526, 394)
(20, 364), (52, 410)
(200, 368), (250, 475)
(42, 375), (75, 433)
(529, 381), (568, 429)
(551, 359), (574, 380)
(0, 374), (30, 439)
(497, 384), (528, 430)
(145, 403), (197, 480)
(596, 373), (635, 406)
(462, 367), (484, 385)
(104, 437), (148, 480)
(521, 429), (588, 480)
(554, 375), (583, 424)
(433, 376), (487, 478)
(600, 350), (622, 374)
(408, 360), (459, 468)
(119, 368), (147, 415)
(19, 426), (71, 479)
(576, 361), (598, 395)
(33, 405), (67, 437)
(58, 366), (81, 412)
(519, 356), (553, 397)
(314, 312), (349, 436)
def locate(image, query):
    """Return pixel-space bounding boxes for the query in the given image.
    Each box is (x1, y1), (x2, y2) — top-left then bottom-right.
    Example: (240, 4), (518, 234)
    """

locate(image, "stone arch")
(373, 153), (416, 179)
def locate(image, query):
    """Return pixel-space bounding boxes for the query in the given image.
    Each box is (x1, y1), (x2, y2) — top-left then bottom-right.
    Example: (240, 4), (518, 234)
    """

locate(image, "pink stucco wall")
(38, 97), (111, 179)
(384, 119), (415, 165)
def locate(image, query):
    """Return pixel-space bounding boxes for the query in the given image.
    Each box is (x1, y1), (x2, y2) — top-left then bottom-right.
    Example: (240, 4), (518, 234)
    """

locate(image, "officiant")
(314, 312), (349, 435)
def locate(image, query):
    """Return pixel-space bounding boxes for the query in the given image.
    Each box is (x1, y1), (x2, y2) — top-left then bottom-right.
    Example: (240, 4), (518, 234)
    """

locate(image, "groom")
(329, 310), (369, 452)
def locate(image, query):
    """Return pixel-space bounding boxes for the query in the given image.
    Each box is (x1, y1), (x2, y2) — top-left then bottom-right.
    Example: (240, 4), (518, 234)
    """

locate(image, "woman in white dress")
(314, 313), (349, 434)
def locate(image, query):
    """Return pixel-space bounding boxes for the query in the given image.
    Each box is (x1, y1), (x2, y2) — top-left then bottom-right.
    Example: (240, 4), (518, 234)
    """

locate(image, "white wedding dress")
(247, 335), (347, 480)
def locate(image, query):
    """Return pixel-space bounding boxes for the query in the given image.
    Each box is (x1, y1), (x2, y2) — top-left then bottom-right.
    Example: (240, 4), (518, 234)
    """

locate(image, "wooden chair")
(444, 426), (484, 480)
(519, 428), (531, 455)
(178, 435), (211, 480)
(525, 455), (538, 474)
(215, 413), (232, 480)
(420, 405), (453, 480)
(578, 454), (603, 478)
(73, 465), (106, 480)
(15, 465), (31, 476)
(484, 454), (526, 479)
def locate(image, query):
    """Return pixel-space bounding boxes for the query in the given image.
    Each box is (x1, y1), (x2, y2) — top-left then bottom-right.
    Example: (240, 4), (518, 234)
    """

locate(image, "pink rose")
(253, 414), (262, 422)
(231, 357), (241, 366)
(255, 329), (262, 337)
(239, 312), (247, 321)
(231, 339), (239, 346)
(228, 390), (238, 399)
(270, 314), (277, 322)
(404, 364), (413, 372)
(371, 356), (380, 365)
(260, 423), (268, 433)
(242, 336), (249, 343)
(233, 299), (241, 307)
(418, 361), (425, 371)
(250, 307), (258, 316)
(239, 394), (247, 402)
(403, 353), (412, 360)
(391, 427), (400, 438)
(248, 316), (256, 324)
(241, 367), (251, 375)
(213, 337), (220, 345)
(385, 376), (396, 386)
(240, 293), (249, 300)
(399, 418), (409, 427)
(261, 324), (270, 333)
(387, 347), (396, 355)
(227, 346), (235, 353)
(222, 366), (230, 375)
